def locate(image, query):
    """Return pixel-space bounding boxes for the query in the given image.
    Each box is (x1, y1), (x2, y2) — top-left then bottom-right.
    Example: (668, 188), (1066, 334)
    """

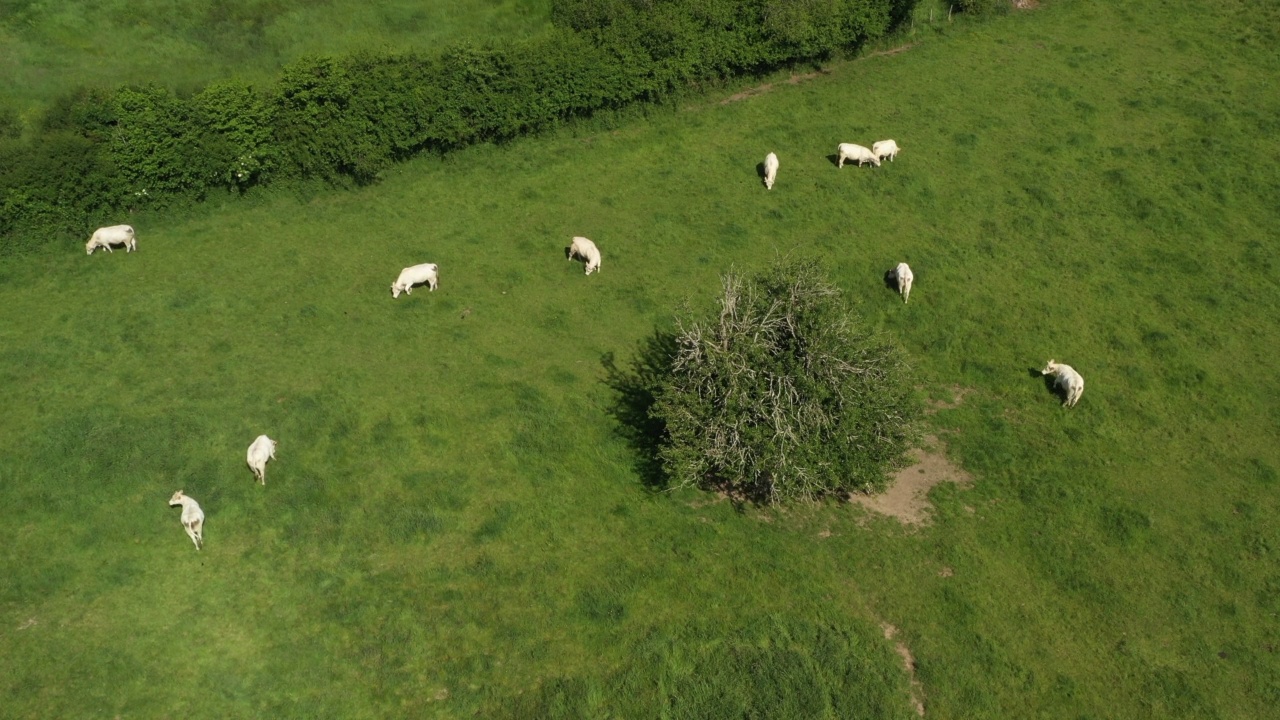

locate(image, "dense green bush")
(955, 0), (1009, 14)
(0, 132), (122, 255)
(109, 86), (226, 202)
(644, 259), (919, 503)
(0, 0), (919, 252)
(192, 80), (278, 189)
(39, 87), (117, 139)
(0, 109), (20, 140)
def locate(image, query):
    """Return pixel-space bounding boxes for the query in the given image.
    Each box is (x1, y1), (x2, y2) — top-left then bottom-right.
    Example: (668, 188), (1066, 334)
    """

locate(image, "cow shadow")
(564, 245), (592, 272)
(394, 280), (436, 297)
(1027, 366), (1062, 400)
(883, 269), (900, 292)
(826, 153), (842, 168)
(755, 161), (767, 185)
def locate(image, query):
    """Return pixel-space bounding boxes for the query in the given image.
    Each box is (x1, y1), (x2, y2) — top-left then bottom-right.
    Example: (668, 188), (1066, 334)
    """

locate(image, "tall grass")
(1, 0), (1278, 717)
(0, 0), (552, 113)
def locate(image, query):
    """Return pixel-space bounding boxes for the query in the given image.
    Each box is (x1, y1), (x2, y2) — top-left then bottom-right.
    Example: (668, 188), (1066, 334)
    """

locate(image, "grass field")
(2, 0), (1279, 717)
(0, 0), (551, 116)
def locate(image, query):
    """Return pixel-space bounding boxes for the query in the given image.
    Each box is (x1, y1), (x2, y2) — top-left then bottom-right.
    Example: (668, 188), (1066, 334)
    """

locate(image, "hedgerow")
(0, 0), (918, 254)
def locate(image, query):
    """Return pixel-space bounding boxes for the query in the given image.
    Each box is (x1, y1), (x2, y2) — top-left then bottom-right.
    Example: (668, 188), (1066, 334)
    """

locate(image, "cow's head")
(391, 284), (402, 299)
(169, 490), (185, 506)
(1041, 360), (1059, 376)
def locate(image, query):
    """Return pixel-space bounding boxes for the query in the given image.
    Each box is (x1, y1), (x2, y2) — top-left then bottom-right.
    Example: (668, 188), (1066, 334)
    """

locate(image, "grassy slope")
(0, 0), (551, 115)
(2, 0), (1279, 717)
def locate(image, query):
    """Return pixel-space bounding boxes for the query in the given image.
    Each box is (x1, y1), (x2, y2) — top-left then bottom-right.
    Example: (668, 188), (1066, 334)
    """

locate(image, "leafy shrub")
(0, 108), (21, 140)
(0, 132), (123, 254)
(108, 86), (224, 203)
(550, 0), (640, 32)
(956, 0), (1009, 14)
(648, 259), (919, 503)
(192, 80), (278, 189)
(39, 87), (117, 139)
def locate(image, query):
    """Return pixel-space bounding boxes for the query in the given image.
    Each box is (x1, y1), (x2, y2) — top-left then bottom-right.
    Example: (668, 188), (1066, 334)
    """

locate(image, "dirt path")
(717, 43), (917, 106)
(882, 622), (926, 716)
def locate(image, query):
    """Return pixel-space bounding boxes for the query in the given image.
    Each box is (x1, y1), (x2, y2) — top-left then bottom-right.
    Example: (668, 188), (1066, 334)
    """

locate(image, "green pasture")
(2, 0), (1279, 717)
(0, 0), (551, 117)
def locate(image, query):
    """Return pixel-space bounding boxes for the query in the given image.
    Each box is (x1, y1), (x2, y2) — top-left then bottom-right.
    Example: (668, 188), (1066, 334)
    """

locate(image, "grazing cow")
(837, 143), (881, 168)
(390, 263), (439, 298)
(892, 262), (914, 303)
(246, 434), (278, 485)
(568, 236), (601, 275)
(168, 491), (205, 550)
(86, 225), (137, 255)
(872, 139), (901, 163)
(763, 152), (779, 190)
(1041, 360), (1085, 408)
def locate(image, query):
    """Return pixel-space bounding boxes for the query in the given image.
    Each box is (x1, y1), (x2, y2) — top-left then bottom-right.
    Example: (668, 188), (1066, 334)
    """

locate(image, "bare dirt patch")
(865, 42), (918, 59)
(882, 622), (926, 716)
(720, 82), (775, 105)
(925, 385), (972, 415)
(718, 70), (830, 105)
(851, 434), (972, 525)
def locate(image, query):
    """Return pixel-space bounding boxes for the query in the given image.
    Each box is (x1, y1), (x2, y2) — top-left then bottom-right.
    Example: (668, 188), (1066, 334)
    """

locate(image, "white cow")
(837, 143), (881, 168)
(86, 225), (137, 255)
(390, 263), (439, 298)
(872, 139), (901, 163)
(568, 236), (601, 275)
(763, 152), (779, 190)
(892, 262), (914, 303)
(169, 491), (205, 550)
(1041, 360), (1085, 408)
(246, 434), (278, 485)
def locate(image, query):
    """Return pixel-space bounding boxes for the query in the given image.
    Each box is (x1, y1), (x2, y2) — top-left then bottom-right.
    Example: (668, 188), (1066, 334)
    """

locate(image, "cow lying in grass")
(169, 491), (205, 550)
(1041, 360), (1085, 407)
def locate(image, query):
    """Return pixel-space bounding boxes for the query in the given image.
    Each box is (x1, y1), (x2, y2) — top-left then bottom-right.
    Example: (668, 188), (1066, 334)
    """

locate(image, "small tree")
(650, 259), (919, 503)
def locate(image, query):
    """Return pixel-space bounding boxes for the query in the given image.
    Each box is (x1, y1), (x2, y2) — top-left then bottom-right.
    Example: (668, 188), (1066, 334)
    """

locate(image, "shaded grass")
(1, 0), (1279, 717)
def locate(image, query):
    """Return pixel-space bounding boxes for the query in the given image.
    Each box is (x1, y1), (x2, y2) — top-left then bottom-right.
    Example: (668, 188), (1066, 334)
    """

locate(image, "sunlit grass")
(0, 0), (1277, 717)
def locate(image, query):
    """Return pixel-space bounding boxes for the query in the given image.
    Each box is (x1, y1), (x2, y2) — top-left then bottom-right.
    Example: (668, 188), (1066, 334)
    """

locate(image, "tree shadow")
(601, 330), (678, 490)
